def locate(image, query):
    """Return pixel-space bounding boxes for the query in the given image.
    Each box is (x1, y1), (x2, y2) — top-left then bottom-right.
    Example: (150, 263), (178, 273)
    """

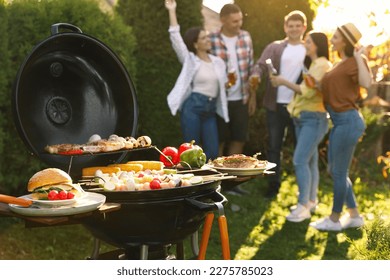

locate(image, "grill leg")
(197, 212), (215, 260)
(191, 231), (199, 257)
(87, 238), (101, 260)
(140, 245), (149, 260)
(216, 203), (230, 260)
(176, 242), (184, 259)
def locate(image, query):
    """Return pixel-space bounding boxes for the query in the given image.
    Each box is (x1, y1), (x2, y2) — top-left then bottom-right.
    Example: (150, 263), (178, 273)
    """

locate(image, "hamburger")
(28, 168), (83, 200)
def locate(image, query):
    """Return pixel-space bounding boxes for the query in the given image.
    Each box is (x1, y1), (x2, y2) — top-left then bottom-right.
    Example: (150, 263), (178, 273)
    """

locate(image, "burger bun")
(28, 168), (72, 192)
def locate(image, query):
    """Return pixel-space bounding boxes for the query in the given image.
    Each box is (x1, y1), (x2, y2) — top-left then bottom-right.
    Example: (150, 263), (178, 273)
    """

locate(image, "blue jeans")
(327, 106), (365, 213)
(266, 104), (295, 188)
(180, 92), (219, 160)
(293, 111), (328, 205)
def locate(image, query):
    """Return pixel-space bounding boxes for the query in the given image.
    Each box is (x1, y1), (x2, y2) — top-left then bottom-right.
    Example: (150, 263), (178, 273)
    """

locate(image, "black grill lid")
(12, 23), (138, 176)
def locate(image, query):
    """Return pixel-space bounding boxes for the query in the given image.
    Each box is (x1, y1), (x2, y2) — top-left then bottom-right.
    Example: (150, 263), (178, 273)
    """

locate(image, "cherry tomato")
(160, 146), (179, 167)
(67, 192), (75, 199)
(58, 190), (67, 200)
(48, 190), (59, 200)
(150, 179), (161, 190)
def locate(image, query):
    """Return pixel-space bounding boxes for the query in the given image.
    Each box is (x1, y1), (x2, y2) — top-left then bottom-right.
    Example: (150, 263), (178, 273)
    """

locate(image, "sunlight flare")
(313, 0), (390, 46)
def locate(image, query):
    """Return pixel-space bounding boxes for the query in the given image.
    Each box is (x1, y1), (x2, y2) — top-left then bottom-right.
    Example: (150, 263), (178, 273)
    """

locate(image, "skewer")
(176, 167), (214, 174)
(201, 175), (237, 181)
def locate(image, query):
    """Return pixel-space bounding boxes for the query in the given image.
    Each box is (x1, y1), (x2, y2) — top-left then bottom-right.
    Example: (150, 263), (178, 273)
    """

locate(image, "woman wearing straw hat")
(309, 23), (372, 231)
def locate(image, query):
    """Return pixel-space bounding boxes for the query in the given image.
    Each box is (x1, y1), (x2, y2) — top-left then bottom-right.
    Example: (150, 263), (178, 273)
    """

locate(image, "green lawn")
(1, 162), (389, 260)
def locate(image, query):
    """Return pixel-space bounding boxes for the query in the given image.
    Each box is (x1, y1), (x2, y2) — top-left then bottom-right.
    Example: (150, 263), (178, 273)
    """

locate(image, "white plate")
(29, 195), (78, 207)
(206, 162), (277, 176)
(8, 192), (106, 217)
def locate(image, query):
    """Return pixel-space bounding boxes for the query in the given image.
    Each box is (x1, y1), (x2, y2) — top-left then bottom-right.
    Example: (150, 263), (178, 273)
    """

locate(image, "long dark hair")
(304, 31), (329, 69)
(183, 27), (203, 54)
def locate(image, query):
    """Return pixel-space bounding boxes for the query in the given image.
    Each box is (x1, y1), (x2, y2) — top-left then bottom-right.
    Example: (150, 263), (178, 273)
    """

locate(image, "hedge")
(0, 0), (136, 194)
(116, 0), (204, 149)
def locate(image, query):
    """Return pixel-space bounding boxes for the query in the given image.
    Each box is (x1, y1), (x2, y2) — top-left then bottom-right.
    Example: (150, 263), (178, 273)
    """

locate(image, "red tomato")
(67, 192), (75, 199)
(150, 179), (161, 190)
(159, 146), (179, 167)
(58, 190), (67, 200)
(178, 140), (195, 156)
(48, 190), (58, 200)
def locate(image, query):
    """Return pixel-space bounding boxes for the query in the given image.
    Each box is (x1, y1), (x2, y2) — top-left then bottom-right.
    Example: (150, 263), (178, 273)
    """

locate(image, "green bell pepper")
(179, 145), (206, 168)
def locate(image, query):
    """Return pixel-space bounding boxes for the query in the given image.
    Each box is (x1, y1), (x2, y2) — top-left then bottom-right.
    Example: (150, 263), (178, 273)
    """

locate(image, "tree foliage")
(235, 0), (314, 58)
(0, 0), (136, 194)
(235, 0), (315, 155)
(116, 0), (203, 148)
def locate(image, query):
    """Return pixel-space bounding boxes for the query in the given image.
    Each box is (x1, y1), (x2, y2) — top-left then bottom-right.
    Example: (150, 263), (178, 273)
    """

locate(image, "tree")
(0, 0), (136, 194)
(116, 0), (203, 148)
(236, 0), (314, 57)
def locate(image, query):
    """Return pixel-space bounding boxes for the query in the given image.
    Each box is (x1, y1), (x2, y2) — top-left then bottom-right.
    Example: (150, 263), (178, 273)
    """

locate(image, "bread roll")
(28, 168), (72, 192)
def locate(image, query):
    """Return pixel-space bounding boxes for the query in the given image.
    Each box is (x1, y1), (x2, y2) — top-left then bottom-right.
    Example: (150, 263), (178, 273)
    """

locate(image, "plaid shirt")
(209, 29), (254, 101)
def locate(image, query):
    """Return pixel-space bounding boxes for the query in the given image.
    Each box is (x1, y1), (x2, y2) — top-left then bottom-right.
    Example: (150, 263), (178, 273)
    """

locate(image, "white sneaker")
(309, 217), (342, 231)
(290, 200), (317, 213)
(340, 214), (364, 229)
(286, 204), (311, 222)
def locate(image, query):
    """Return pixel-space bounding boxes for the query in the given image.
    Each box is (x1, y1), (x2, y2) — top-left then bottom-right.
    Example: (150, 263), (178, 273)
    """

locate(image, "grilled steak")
(210, 154), (267, 168)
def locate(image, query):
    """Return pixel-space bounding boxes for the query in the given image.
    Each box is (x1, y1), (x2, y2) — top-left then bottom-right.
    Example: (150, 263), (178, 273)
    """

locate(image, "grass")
(197, 170), (390, 260)
(1, 160), (389, 260)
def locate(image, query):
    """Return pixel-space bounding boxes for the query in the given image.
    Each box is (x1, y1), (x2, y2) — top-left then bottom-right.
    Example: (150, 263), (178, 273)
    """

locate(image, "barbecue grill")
(10, 23), (230, 260)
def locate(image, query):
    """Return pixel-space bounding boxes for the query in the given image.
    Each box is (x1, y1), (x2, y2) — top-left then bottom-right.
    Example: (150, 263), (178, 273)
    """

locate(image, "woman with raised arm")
(164, 0), (229, 160)
(309, 23), (372, 231)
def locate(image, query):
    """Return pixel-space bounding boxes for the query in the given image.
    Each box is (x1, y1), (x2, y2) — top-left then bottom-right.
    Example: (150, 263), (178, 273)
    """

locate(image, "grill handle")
(51, 23), (83, 35)
(184, 191), (227, 212)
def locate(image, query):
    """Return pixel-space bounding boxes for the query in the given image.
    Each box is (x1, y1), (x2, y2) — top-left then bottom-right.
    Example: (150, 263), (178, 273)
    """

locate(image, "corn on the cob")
(126, 160), (163, 171)
(82, 166), (120, 177)
(109, 163), (143, 172)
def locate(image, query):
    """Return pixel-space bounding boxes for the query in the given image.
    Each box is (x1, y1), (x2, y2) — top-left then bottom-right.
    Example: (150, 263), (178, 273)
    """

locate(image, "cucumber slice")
(163, 168), (177, 174)
(180, 173), (194, 180)
(189, 176), (203, 185)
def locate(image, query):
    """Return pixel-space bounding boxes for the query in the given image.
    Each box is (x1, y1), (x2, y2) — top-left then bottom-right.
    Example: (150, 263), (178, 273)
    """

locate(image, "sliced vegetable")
(189, 176), (203, 185)
(163, 168), (177, 174)
(48, 190), (59, 200)
(67, 192), (75, 199)
(58, 149), (84, 155)
(58, 190), (67, 200)
(103, 181), (116, 191)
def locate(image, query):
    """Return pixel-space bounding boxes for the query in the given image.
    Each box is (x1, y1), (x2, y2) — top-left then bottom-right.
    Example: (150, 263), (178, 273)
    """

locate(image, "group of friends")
(164, 0), (372, 232)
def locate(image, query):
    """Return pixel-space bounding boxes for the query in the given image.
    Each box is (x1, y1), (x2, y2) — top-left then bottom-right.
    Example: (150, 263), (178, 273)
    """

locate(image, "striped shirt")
(209, 29), (254, 102)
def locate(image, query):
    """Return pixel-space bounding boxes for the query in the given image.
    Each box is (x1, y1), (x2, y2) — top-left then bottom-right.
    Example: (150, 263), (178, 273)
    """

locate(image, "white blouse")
(167, 25), (229, 123)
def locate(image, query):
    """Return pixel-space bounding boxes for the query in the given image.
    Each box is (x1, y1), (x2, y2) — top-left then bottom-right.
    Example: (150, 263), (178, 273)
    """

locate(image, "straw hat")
(338, 23), (362, 46)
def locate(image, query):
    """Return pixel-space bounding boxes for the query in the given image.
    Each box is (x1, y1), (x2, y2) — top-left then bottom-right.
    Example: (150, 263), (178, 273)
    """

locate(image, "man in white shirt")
(250, 11), (307, 198)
